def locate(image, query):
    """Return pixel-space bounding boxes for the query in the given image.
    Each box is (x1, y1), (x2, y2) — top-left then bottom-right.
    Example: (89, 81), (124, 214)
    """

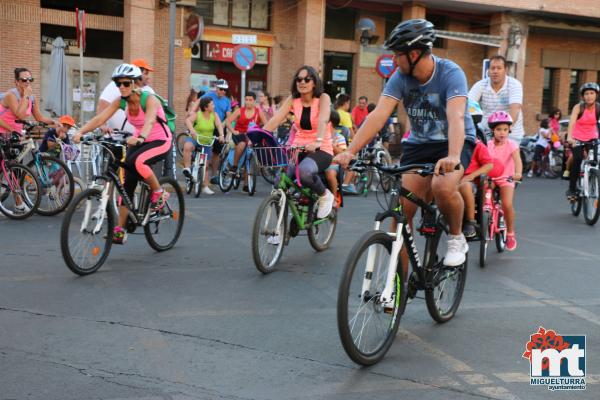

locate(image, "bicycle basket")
(253, 146), (289, 167)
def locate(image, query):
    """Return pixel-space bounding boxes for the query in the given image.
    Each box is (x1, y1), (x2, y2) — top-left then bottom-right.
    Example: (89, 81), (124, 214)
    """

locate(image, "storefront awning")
(436, 30), (502, 47)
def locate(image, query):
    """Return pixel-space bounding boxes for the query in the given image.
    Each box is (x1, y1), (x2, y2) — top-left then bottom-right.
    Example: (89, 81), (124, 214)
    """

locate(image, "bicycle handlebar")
(349, 159), (456, 177)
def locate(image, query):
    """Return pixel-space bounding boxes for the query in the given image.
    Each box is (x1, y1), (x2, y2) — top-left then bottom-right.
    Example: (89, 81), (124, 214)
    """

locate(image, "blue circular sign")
(376, 55), (396, 78)
(232, 45), (256, 71)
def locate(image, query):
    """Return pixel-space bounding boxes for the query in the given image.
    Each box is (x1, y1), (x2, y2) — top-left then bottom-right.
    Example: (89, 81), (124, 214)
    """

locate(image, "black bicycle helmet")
(580, 82), (599, 96)
(384, 19), (436, 53)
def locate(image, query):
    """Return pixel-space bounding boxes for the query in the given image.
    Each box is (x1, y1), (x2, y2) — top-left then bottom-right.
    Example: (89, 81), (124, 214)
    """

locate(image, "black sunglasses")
(19, 77), (34, 83)
(295, 76), (313, 84)
(115, 81), (133, 88)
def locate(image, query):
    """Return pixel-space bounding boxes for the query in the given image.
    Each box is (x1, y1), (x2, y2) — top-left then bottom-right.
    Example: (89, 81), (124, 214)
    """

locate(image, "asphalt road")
(1, 177), (599, 400)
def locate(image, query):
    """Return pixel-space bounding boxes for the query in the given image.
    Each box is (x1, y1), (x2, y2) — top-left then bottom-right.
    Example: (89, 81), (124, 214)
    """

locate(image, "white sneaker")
(527, 170), (533, 178)
(316, 189), (334, 219)
(267, 234), (281, 245)
(202, 186), (215, 195)
(444, 234), (468, 266)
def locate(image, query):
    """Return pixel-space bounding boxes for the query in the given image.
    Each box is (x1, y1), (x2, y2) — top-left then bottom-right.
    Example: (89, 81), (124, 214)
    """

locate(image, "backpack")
(120, 91), (176, 136)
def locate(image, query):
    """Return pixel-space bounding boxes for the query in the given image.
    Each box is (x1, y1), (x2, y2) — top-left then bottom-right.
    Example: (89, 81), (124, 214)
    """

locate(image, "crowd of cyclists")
(1, 18), (599, 364)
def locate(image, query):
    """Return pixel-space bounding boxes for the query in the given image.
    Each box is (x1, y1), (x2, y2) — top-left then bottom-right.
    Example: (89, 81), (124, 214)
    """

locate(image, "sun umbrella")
(45, 36), (68, 117)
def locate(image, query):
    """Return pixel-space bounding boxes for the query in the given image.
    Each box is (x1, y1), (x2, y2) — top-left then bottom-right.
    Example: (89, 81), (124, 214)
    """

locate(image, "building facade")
(1, 0), (600, 135)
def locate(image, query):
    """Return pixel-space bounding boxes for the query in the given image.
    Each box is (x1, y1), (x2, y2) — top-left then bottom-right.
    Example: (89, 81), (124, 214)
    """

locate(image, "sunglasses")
(295, 76), (313, 84)
(19, 77), (34, 83)
(115, 81), (133, 88)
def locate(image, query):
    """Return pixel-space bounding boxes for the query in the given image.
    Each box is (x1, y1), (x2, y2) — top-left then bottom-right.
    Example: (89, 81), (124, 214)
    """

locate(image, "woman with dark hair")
(183, 96), (225, 195)
(185, 89), (198, 113)
(0, 67), (54, 137)
(257, 90), (274, 120)
(263, 65), (335, 219)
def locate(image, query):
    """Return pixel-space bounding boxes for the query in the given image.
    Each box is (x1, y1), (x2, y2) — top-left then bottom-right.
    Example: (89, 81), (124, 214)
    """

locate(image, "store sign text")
(203, 42), (269, 65)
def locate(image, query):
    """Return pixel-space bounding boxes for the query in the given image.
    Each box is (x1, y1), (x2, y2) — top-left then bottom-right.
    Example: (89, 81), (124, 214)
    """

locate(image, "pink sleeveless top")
(572, 106), (599, 142)
(0, 90), (33, 134)
(126, 101), (169, 142)
(291, 97), (333, 155)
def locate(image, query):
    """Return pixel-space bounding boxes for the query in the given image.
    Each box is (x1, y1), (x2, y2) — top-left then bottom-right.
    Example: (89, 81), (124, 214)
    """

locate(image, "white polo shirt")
(98, 82), (155, 132)
(468, 76), (524, 143)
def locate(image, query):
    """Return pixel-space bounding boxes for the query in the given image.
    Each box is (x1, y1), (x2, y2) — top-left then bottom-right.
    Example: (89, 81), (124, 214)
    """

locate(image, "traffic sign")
(376, 54), (396, 79)
(232, 44), (257, 71)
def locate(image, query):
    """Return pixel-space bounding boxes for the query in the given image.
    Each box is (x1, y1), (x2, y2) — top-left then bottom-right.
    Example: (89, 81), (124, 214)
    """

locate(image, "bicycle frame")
(276, 172), (329, 230)
(482, 181), (505, 240)
(580, 142), (599, 198)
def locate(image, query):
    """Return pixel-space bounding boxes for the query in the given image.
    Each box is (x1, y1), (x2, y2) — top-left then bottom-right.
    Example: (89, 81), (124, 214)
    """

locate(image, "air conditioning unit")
(191, 43), (201, 59)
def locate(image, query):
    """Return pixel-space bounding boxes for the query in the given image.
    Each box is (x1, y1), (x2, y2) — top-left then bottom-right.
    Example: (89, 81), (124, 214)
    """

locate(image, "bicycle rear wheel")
(308, 207), (337, 251)
(144, 177), (185, 251)
(247, 156), (258, 196)
(479, 211), (491, 268)
(29, 155), (74, 216)
(0, 163), (41, 220)
(260, 166), (277, 185)
(252, 193), (287, 274)
(60, 188), (114, 275)
(583, 169), (600, 226)
(175, 132), (188, 159)
(378, 151), (393, 193)
(337, 231), (404, 366)
(425, 233), (468, 323)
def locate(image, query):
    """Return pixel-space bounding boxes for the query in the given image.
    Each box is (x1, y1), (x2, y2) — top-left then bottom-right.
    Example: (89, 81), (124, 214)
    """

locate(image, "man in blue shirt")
(335, 19), (473, 268)
(195, 79), (231, 180)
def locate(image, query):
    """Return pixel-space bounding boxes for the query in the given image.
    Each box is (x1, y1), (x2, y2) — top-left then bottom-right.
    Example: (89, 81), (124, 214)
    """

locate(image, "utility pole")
(165, 0), (177, 179)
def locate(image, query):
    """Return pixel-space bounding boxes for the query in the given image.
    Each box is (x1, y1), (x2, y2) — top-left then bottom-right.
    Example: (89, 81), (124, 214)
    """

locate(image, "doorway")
(324, 52), (354, 100)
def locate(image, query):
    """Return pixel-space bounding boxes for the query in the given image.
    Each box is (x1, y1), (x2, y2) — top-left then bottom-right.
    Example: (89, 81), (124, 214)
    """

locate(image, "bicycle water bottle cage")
(418, 207), (438, 236)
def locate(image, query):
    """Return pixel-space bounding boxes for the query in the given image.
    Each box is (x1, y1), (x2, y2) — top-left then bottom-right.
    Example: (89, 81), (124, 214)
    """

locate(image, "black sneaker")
(242, 185), (249, 193)
(566, 189), (579, 201)
(463, 220), (477, 238)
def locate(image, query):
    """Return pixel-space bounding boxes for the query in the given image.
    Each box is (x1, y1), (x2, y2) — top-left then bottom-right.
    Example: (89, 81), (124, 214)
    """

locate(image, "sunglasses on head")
(115, 80), (133, 88)
(19, 77), (34, 83)
(295, 76), (313, 84)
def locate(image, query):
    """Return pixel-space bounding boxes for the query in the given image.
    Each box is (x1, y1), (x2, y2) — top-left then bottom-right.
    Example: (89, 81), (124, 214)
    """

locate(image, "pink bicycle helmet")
(487, 111), (513, 129)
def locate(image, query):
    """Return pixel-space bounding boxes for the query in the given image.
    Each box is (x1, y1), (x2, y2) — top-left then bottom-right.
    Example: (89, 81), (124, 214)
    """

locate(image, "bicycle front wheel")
(252, 193), (287, 274)
(30, 155), (74, 216)
(193, 164), (203, 198)
(337, 231), (404, 366)
(247, 156), (258, 196)
(424, 233), (468, 323)
(218, 156), (234, 192)
(495, 214), (507, 252)
(308, 207), (337, 251)
(175, 132), (188, 159)
(60, 188), (114, 275)
(479, 210), (490, 268)
(583, 169), (600, 226)
(144, 177), (185, 251)
(0, 163), (41, 220)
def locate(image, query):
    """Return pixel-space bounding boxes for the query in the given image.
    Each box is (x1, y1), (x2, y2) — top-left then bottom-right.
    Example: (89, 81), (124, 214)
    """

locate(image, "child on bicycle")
(486, 111), (523, 251)
(39, 115), (75, 156)
(325, 110), (347, 208)
(528, 118), (551, 178)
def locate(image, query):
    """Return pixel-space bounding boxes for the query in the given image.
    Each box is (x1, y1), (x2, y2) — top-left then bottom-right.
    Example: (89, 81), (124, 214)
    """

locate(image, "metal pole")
(241, 70), (246, 105)
(166, 0), (176, 179)
(78, 10), (84, 123)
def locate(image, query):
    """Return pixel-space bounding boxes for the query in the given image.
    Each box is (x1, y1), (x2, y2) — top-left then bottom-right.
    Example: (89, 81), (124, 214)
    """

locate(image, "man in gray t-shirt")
(335, 19), (471, 268)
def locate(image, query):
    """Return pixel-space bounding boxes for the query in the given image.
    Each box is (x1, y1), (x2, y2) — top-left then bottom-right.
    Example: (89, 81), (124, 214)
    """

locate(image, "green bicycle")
(251, 147), (338, 274)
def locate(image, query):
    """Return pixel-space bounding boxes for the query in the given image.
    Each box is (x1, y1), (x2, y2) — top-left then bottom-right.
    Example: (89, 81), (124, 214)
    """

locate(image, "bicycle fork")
(81, 182), (112, 234)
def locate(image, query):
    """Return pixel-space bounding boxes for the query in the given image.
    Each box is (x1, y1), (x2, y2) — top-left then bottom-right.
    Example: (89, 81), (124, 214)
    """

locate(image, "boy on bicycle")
(335, 19), (476, 269)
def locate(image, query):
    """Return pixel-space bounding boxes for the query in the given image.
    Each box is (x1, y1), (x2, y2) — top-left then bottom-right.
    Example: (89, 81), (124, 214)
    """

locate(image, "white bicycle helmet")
(112, 63), (142, 81)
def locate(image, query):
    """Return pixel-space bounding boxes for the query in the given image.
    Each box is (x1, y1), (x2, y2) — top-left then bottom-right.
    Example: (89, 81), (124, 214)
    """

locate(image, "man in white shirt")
(97, 58), (155, 133)
(468, 55), (525, 144)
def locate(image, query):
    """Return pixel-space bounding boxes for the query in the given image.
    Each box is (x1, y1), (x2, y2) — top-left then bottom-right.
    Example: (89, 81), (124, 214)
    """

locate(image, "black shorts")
(232, 133), (249, 145)
(533, 144), (546, 162)
(400, 141), (474, 170)
(212, 128), (224, 154)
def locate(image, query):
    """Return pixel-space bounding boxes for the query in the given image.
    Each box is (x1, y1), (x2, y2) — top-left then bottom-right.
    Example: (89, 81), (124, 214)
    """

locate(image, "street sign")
(232, 34), (257, 45)
(232, 45), (257, 71)
(375, 54), (396, 79)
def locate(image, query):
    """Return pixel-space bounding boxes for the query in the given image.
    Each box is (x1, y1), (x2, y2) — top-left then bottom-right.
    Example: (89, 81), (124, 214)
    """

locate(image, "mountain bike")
(183, 135), (215, 197)
(60, 132), (185, 275)
(569, 139), (600, 225)
(251, 147), (338, 274)
(15, 120), (75, 216)
(0, 135), (41, 219)
(337, 160), (468, 365)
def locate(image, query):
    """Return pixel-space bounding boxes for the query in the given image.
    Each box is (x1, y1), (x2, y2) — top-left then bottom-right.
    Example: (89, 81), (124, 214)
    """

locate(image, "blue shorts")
(185, 137), (213, 160)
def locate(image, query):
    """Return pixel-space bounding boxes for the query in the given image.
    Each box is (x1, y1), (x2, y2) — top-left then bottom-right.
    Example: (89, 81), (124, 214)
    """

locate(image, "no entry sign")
(376, 54), (396, 79)
(232, 44), (257, 71)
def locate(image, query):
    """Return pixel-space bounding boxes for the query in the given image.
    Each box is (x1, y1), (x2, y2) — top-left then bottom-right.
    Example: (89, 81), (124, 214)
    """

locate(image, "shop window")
(541, 68), (556, 115)
(41, 0), (123, 17)
(41, 24), (123, 59)
(325, 7), (356, 40)
(568, 70), (583, 111)
(196, 0), (271, 30)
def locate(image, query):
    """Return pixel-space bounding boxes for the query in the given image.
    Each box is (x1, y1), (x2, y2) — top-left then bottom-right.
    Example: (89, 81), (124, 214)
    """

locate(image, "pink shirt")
(126, 102), (169, 142)
(487, 139), (518, 179)
(572, 106), (599, 142)
(0, 91), (33, 135)
(291, 98), (333, 155)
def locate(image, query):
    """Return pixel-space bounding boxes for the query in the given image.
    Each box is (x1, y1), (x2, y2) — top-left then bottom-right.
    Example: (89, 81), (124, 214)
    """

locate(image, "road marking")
(478, 386), (520, 400)
(520, 235), (600, 262)
(459, 373), (494, 385)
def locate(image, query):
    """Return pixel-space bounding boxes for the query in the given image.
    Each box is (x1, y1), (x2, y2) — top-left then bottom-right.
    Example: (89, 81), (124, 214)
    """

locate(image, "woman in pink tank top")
(0, 68), (54, 137)
(566, 82), (600, 198)
(73, 63), (172, 245)
(263, 65), (335, 219)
